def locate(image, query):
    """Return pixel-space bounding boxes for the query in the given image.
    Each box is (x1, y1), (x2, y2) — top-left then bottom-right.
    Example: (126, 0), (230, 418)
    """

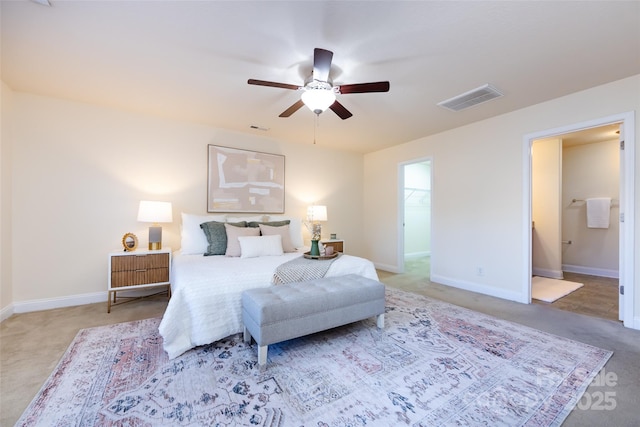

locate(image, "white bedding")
(159, 250), (379, 359)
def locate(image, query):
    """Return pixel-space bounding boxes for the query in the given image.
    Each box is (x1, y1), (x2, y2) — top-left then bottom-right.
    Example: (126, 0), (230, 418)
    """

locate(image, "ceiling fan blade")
(329, 101), (353, 120)
(337, 81), (390, 94)
(248, 79), (300, 91)
(313, 48), (333, 82)
(279, 99), (305, 117)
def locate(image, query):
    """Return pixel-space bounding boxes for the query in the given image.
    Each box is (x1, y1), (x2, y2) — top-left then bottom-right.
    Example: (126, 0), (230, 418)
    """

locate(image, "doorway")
(399, 159), (431, 279)
(531, 124), (621, 321)
(523, 112), (635, 328)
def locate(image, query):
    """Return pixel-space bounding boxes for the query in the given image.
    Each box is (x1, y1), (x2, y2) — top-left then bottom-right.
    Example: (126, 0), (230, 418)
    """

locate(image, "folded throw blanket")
(272, 254), (341, 284)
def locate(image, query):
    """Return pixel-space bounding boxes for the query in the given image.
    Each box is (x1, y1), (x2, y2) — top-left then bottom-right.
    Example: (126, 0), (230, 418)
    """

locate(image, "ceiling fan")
(248, 48), (390, 120)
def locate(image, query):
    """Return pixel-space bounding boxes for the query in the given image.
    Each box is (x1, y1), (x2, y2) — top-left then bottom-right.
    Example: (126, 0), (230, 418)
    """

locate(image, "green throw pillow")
(200, 221), (246, 256)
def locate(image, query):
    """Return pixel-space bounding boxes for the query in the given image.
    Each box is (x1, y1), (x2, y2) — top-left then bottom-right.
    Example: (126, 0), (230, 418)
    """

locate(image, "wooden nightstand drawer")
(111, 253), (169, 272)
(111, 267), (169, 288)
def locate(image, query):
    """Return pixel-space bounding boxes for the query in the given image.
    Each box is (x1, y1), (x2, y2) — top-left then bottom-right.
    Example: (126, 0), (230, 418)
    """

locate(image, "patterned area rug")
(17, 288), (611, 426)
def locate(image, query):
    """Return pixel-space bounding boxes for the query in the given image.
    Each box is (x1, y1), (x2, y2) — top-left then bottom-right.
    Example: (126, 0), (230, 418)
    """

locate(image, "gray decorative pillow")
(200, 221), (246, 256)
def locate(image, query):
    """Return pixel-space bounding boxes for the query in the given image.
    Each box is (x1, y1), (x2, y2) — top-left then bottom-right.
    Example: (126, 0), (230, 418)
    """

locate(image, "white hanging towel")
(586, 197), (611, 228)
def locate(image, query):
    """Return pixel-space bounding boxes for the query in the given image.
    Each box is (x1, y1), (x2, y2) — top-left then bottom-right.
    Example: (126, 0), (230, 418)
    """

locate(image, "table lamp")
(137, 201), (173, 250)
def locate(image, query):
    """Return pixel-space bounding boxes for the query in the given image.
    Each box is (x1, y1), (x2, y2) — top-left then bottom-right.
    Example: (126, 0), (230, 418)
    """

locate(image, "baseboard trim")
(562, 264), (619, 279)
(12, 291), (107, 314)
(531, 267), (564, 279)
(5, 288), (169, 319)
(0, 304), (14, 323)
(632, 316), (640, 330)
(404, 251), (430, 260)
(431, 274), (527, 304)
(374, 262), (401, 273)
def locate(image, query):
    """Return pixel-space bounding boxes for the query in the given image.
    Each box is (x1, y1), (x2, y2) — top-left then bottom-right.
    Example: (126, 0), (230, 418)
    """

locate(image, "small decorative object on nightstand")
(321, 239), (344, 253)
(121, 233), (138, 251)
(107, 247), (171, 312)
(306, 205), (327, 256)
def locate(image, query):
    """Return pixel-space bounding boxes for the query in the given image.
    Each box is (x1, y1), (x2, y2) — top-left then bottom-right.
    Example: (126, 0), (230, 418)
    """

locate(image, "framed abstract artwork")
(207, 145), (285, 213)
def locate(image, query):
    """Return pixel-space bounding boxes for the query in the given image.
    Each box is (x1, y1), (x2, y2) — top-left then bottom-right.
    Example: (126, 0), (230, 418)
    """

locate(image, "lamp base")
(148, 226), (162, 251)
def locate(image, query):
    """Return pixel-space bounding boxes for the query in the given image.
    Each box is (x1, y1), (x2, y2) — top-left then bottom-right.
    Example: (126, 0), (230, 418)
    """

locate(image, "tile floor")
(534, 272), (620, 322)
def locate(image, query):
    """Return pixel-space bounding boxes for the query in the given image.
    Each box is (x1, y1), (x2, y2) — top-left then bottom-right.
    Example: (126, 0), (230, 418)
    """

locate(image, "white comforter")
(159, 250), (379, 359)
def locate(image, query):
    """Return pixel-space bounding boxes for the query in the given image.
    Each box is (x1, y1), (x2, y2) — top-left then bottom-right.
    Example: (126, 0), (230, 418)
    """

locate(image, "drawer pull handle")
(135, 269), (147, 273)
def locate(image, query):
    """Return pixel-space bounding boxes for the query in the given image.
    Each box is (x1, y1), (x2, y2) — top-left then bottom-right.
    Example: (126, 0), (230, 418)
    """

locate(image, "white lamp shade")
(137, 201), (173, 223)
(301, 89), (336, 114)
(307, 205), (327, 222)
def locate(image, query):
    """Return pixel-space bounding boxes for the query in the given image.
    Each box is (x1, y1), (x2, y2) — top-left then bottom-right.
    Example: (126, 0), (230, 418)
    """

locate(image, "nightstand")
(322, 239), (344, 253)
(108, 247), (171, 313)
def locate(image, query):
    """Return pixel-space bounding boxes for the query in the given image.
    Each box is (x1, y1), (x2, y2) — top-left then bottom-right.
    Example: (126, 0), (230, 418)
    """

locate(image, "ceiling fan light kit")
(248, 48), (390, 120)
(301, 83), (336, 114)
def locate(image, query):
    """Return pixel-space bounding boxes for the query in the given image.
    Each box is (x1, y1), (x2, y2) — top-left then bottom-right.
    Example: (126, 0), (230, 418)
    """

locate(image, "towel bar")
(571, 198), (618, 207)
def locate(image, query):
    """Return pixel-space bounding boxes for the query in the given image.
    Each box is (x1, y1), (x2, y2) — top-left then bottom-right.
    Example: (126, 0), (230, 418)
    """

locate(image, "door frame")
(398, 156), (433, 274)
(522, 111), (635, 327)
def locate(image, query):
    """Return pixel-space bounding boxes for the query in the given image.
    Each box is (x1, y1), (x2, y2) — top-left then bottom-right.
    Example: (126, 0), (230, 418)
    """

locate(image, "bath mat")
(532, 276), (584, 302)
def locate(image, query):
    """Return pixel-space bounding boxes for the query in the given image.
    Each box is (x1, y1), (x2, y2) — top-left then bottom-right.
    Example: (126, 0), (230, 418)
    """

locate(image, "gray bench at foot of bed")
(242, 274), (385, 366)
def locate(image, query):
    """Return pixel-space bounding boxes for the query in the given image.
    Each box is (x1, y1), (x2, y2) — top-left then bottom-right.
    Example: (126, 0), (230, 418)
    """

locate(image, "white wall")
(5, 90), (365, 312)
(562, 139), (619, 276)
(3, 75), (639, 328)
(1, 81), (13, 319)
(532, 138), (563, 279)
(363, 75), (640, 322)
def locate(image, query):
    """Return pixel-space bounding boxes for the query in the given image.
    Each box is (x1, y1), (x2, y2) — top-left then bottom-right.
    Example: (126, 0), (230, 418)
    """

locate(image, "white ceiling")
(561, 123), (621, 147)
(2, 1), (639, 153)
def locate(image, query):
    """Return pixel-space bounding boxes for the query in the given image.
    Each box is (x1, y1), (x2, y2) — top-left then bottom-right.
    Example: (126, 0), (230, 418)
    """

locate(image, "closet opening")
(398, 159), (431, 280)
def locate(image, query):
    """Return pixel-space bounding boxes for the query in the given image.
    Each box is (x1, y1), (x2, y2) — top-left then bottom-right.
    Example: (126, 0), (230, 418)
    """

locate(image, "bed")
(158, 214), (379, 359)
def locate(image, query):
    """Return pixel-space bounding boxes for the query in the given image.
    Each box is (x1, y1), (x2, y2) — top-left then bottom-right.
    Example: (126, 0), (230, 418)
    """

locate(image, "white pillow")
(181, 212), (227, 254)
(238, 235), (284, 258)
(266, 216), (303, 249)
(225, 223), (260, 257)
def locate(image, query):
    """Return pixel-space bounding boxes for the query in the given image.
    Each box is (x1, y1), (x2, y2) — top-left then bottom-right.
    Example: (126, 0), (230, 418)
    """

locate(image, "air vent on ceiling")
(437, 84), (503, 112)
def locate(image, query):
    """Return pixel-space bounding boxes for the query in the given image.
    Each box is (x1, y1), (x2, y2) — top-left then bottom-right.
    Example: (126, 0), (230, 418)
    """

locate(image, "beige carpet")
(532, 276), (584, 302)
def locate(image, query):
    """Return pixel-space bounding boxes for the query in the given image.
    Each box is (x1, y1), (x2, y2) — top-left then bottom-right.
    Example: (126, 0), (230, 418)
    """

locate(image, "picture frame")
(121, 233), (138, 251)
(207, 145), (285, 213)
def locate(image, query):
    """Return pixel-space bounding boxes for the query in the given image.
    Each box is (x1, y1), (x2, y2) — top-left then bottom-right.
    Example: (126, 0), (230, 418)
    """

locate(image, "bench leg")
(376, 313), (385, 329)
(258, 345), (268, 366)
(243, 326), (251, 344)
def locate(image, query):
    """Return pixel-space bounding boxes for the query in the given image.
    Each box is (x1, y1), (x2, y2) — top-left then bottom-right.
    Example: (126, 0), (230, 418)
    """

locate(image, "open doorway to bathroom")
(531, 124), (620, 321)
(400, 159), (431, 281)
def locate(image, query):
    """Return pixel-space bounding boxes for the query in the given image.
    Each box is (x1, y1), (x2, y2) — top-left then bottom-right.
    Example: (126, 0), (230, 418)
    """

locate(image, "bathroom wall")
(532, 138), (563, 279)
(562, 139), (619, 277)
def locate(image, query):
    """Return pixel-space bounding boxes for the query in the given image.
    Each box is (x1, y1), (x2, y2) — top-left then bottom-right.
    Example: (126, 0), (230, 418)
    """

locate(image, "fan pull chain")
(313, 113), (319, 145)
